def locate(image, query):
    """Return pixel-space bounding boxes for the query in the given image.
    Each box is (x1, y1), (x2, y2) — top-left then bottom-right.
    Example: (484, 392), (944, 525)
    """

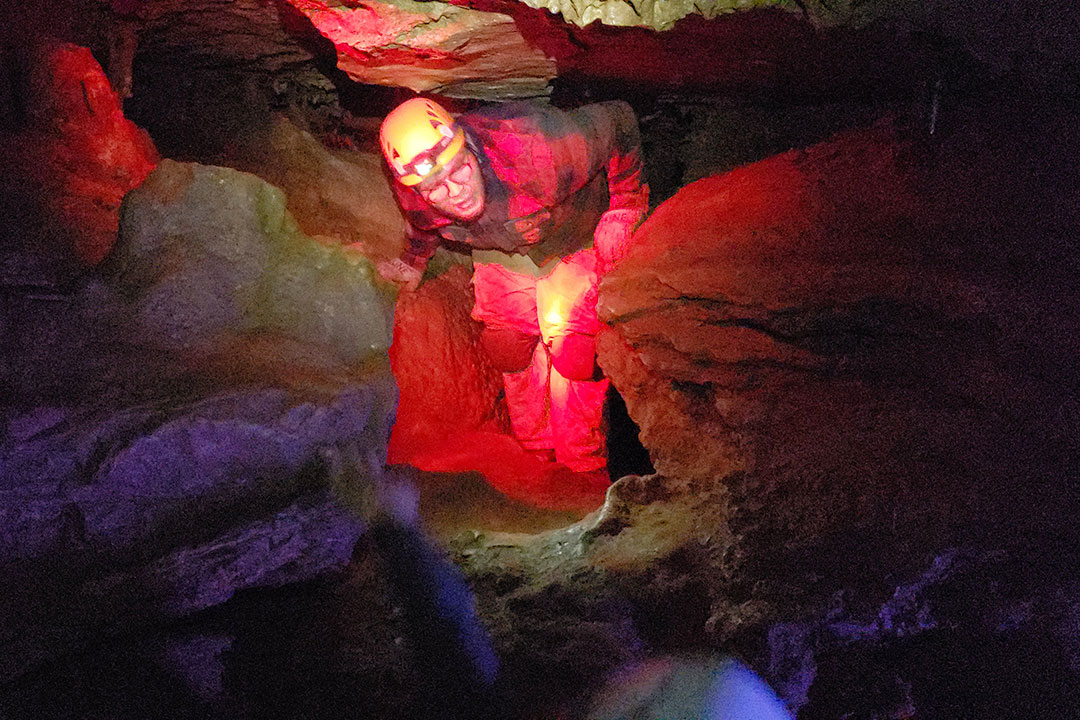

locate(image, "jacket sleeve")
(402, 222), (442, 269)
(376, 180), (445, 289)
(567, 100), (650, 216)
(568, 101), (650, 273)
(392, 181), (445, 264)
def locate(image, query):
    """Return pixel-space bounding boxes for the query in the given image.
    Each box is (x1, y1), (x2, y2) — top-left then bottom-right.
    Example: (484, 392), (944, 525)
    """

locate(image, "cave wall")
(2, 0), (1080, 718)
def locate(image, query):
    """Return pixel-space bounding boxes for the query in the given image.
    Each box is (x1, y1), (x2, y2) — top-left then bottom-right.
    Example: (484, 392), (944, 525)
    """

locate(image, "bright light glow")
(545, 308), (563, 326)
(414, 159), (434, 177)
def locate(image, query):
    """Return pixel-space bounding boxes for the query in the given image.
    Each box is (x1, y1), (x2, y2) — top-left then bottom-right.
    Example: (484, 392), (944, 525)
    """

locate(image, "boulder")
(225, 115), (407, 265)
(388, 256), (508, 465)
(0, 391), (374, 681)
(0, 40), (158, 275)
(0, 157), (400, 682)
(106, 159), (395, 365)
(599, 117), (1080, 571)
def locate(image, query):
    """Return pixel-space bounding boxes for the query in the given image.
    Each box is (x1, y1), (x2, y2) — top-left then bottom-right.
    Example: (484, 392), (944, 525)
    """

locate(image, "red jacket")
(391, 100), (649, 269)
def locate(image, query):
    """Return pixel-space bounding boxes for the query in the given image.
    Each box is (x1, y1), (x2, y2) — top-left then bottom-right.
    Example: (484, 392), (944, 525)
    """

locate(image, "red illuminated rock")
(598, 116), (1080, 565)
(284, 0), (556, 98)
(0, 40), (158, 269)
(279, 0), (930, 101)
(388, 258), (508, 462)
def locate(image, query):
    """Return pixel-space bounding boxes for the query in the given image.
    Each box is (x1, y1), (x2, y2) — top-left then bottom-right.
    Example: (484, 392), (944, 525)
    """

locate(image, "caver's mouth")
(452, 194), (483, 220)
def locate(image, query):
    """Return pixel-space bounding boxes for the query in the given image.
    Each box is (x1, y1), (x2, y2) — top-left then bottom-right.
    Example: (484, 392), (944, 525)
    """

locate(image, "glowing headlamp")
(414, 158), (434, 177)
(391, 124), (464, 186)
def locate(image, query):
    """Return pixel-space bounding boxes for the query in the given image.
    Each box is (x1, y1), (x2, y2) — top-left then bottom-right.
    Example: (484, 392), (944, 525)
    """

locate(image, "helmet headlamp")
(380, 98), (466, 186)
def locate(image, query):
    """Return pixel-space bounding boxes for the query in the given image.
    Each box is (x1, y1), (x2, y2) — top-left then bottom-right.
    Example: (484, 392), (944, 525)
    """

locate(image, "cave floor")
(393, 429), (612, 542)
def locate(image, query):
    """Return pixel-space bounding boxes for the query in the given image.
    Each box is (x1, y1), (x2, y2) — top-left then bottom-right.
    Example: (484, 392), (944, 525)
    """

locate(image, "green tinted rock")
(108, 160), (395, 365)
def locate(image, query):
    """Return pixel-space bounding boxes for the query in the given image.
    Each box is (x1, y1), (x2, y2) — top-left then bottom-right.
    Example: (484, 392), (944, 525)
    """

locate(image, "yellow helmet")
(379, 98), (466, 186)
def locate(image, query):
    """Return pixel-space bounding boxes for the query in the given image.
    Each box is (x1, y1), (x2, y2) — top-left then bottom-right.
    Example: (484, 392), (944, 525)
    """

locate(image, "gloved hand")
(593, 208), (643, 275)
(376, 257), (424, 292)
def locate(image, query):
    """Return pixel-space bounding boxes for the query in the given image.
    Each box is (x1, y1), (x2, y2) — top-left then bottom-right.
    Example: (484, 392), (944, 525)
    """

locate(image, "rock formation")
(3, 0), (1080, 718)
(455, 101), (1080, 717)
(0, 40), (158, 274)
(1, 55), (400, 687)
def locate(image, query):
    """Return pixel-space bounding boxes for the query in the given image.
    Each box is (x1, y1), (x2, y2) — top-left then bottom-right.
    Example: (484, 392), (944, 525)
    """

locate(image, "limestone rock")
(282, 0), (557, 98)
(0, 384), (383, 682)
(0, 154), (403, 682)
(519, 0), (782, 31)
(139, 0), (317, 72)
(586, 117), (1080, 717)
(599, 117), (1080, 565)
(123, 0), (336, 159)
(388, 256), (508, 466)
(0, 39), (158, 276)
(226, 115), (407, 264)
(105, 159), (395, 364)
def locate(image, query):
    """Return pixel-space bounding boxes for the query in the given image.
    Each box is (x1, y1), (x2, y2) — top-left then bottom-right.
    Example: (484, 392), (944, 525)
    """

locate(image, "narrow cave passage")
(401, 383), (655, 541)
(3, 2), (1080, 719)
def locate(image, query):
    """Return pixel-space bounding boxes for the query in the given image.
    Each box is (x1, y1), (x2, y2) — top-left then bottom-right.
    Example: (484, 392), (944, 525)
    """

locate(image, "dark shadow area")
(606, 385), (653, 482)
(804, 627), (1080, 720)
(1, 642), (209, 720)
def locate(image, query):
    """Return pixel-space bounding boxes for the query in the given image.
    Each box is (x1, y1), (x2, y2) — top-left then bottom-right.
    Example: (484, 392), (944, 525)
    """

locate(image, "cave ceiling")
(279, 0), (931, 99)
(5, 0), (1075, 104)
(268, 0), (1074, 100)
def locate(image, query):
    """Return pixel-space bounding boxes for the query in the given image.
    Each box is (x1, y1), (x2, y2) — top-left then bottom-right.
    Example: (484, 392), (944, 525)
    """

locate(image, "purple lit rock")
(0, 158), (400, 684)
(0, 384), (381, 682)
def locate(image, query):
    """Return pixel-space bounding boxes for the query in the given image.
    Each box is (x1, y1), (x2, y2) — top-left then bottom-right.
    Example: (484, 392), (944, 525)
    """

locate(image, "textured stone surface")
(0, 382), (385, 682)
(519, 0), (782, 30)
(599, 117), (1080, 550)
(139, 0), (317, 72)
(273, 0), (1080, 103)
(0, 40), (158, 275)
(225, 116), (407, 264)
(388, 257), (508, 463)
(123, 0), (342, 159)
(284, 0), (557, 98)
(106, 159), (395, 362)
(587, 117), (1080, 709)
(0, 151), (400, 685)
(278, 0), (931, 101)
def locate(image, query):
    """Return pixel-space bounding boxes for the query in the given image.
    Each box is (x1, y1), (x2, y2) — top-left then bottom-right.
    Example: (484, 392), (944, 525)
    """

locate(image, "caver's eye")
(449, 161), (472, 183)
(426, 184), (450, 203)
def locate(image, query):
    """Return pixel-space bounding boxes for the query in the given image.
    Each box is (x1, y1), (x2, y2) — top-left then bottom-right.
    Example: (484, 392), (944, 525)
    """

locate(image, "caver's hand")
(594, 208), (643, 274)
(376, 257), (424, 292)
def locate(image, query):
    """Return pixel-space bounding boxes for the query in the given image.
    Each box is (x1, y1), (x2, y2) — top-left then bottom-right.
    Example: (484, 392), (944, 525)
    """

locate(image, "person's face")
(416, 149), (485, 222)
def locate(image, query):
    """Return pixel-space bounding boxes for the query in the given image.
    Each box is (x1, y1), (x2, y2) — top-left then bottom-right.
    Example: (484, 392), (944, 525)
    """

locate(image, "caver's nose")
(446, 178), (468, 199)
